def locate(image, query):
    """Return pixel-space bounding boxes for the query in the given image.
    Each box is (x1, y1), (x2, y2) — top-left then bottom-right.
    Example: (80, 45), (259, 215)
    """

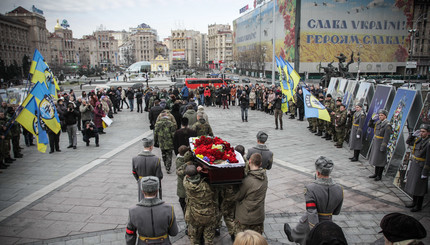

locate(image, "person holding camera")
(82, 121), (99, 147)
(239, 91), (249, 122)
(79, 99), (94, 130)
(64, 103), (80, 149)
(273, 92), (283, 130)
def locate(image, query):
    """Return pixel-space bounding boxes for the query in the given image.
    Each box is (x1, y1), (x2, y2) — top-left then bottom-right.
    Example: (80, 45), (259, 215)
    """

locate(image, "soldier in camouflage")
(10, 107), (23, 159)
(334, 103), (348, 148)
(0, 112), (10, 169)
(322, 94), (335, 141)
(191, 113), (214, 137)
(288, 97), (296, 119)
(314, 95), (326, 136)
(183, 164), (217, 245)
(0, 112), (13, 164)
(154, 111), (176, 173)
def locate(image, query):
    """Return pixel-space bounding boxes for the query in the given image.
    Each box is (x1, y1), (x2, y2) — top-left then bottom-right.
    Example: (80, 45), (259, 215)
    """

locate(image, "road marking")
(0, 130), (152, 222)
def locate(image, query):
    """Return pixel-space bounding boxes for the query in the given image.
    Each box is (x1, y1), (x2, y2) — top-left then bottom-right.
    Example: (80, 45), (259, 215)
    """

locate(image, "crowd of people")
(0, 79), (428, 244)
(125, 81), (427, 245)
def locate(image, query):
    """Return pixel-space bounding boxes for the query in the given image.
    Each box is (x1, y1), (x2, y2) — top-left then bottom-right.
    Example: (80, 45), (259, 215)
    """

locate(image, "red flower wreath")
(194, 136), (238, 164)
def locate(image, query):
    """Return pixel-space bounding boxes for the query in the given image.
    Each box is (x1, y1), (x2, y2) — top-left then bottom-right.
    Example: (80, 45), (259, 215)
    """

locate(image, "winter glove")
(356, 135), (360, 139)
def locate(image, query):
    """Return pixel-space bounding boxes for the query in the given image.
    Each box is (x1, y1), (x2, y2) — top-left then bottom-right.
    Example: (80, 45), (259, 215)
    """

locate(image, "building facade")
(208, 24), (233, 69)
(410, 0), (429, 75)
(0, 14), (30, 66)
(6, 6), (49, 59)
(166, 30), (207, 70)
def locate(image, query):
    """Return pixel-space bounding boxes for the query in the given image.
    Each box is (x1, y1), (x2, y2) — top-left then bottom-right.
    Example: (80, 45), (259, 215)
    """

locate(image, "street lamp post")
(408, 13), (427, 82)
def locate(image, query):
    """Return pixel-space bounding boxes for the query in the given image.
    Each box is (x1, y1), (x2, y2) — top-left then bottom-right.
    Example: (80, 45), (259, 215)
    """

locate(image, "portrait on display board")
(361, 85), (393, 158)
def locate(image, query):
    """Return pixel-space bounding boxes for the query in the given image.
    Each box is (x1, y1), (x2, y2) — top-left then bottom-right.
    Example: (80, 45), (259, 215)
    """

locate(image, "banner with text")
(300, 0), (413, 73)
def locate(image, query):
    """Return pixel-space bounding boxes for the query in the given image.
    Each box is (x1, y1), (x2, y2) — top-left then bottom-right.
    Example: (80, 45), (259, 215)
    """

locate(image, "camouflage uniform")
(0, 116), (11, 162)
(191, 118), (214, 137)
(11, 121), (22, 158)
(215, 185), (236, 236)
(154, 117), (176, 172)
(335, 109), (348, 147)
(323, 99), (336, 139)
(288, 95), (296, 118)
(0, 116), (8, 164)
(183, 174), (217, 245)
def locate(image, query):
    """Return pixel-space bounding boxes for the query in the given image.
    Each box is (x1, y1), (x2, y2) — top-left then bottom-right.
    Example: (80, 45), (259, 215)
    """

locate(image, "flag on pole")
(275, 56), (289, 112)
(28, 82), (61, 134)
(302, 86), (331, 122)
(29, 49), (60, 99)
(15, 96), (49, 152)
(275, 56), (293, 102)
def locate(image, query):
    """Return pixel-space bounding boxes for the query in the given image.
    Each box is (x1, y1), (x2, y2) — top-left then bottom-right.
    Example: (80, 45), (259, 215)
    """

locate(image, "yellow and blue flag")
(29, 82), (61, 134)
(29, 49), (60, 99)
(302, 86), (331, 122)
(275, 56), (289, 112)
(275, 56), (293, 102)
(16, 96), (49, 152)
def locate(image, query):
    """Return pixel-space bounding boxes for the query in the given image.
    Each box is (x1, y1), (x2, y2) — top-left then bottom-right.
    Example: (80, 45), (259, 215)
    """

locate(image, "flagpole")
(272, 0), (275, 84)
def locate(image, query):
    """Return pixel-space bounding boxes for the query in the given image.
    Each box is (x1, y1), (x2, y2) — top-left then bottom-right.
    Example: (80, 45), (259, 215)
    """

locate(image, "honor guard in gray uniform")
(125, 176), (178, 245)
(349, 103), (366, 162)
(368, 109), (392, 181)
(404, 124), (430, 212)
(246, 131), (274, 170)
(284, 156), (343, 244)
(132, 138), (163, 201)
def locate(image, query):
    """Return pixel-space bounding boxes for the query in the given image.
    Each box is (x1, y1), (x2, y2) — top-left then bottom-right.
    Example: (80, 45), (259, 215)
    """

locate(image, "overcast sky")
(0, 0), (250, 40)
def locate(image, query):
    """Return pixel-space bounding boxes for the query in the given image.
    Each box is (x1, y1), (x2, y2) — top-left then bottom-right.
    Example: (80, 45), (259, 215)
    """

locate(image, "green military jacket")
(154, 117), (176, 150)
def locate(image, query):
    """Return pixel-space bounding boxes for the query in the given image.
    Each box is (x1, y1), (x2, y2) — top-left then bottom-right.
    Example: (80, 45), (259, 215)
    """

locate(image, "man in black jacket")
(64, 103), (80, 149)
(149, 100), (164, 130)
(173, 118), (197, 155)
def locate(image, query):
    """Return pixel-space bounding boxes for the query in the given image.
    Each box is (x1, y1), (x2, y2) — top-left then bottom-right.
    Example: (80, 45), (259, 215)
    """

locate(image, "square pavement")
(0, 101), (428, 244)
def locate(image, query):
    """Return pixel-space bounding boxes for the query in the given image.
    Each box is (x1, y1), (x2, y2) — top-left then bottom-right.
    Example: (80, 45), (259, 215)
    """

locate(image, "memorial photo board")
(327, 77), (339, 97)
(393, 92), (426, 192)
(353, 82), (374, 112)
(385, 88), (417, 165)
(361, 85), (393, 158)
(336, 79), (348, 98)
(342, 80), (358, 110)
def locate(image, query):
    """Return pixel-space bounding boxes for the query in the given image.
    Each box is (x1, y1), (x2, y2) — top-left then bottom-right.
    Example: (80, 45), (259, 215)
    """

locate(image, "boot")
(0, 162), (8, 169)
(374, 167), (383, 181)
(315, 130), (322, 136)
(325, 135), (332, 141)
(350, 150), (360, 162)
(411, 196), (423, 212)
(4, 158), (13, 164)
(406, 195), (418, 208)
(14, 153), (23, 158)
(275, 121), (278, 130)
(284, 223), (293, 242)
(321, 133), (328, 139)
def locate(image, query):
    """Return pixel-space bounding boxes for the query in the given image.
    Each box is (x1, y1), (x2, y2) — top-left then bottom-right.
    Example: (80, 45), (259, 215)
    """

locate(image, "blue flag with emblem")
(302, 86), (331, 122)
(15, 96), (49, 152)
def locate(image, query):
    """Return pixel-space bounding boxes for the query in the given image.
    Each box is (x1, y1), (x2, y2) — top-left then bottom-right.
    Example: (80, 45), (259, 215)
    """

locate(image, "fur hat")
(256, 131), (268, 143)
(142, 138), (153, 148)
(315, 156), (334, 176)
(141, 176), (159, 193)
(378, 109), (388, 116)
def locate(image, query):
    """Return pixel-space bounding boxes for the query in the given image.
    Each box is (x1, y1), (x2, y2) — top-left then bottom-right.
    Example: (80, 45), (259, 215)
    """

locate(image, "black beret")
(336, 99), (342, 102)
(326, 94), (332, 98)
(380, 213), (427, 242)
(306, 221), (347, 245)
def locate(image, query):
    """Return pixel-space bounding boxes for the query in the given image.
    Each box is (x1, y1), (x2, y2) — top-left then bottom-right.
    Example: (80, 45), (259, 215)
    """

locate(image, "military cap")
(419, 124), (430, 131)
(315, 156), (334, 176)
(319, 95), (324, 99)
(141, 176), (159, 193)
(256, 131), (268, 143)
(379, 213), (427, 242)
(378, 109), (388, 116)
(142, 138), (154, 148)
(306, 221), (347, 245)
(326, 94), (332, 98)
(356, 102), (363, 108)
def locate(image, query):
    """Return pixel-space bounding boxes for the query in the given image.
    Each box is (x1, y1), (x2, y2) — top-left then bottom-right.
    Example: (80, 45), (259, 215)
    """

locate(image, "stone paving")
(0, 88), (428, 244)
